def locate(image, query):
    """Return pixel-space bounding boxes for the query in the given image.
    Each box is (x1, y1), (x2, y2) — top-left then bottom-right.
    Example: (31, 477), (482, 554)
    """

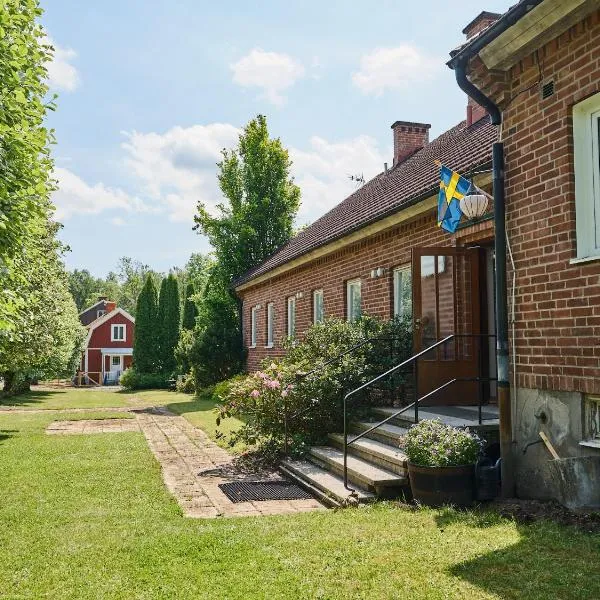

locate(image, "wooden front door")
(412, 247), (482, 406)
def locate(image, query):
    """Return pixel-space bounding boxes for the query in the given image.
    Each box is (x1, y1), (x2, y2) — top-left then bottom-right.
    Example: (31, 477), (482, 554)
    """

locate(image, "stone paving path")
(43, 405), (324, 518)
(136, 408), (324, 518)
(46, 418), (140, 435)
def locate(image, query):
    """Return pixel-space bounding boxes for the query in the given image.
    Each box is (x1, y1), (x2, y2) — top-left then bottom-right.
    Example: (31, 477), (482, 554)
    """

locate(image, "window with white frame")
(393, 266), (412, 319)
(97, 309), (106, 319)
(287, 296), (296, 338)
(266, 302), (274, 347)
(573, 92), (600, 260)
(346, 279), (362, 322)
(250, 305), (259, 347)
(111, 324), (126, 341)
(313, 289), (324, 324)
(111, 355), (121, 367)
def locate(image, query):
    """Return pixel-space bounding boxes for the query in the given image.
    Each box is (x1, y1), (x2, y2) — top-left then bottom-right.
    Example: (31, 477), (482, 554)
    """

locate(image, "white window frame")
(287, 296), (296, 338)
(97, 309), (106, 319)
(111, 324), (126, 342)
(250, 305), (259, 348)
(346, 279), (362, 323)
(266, 302), (274, 347)
(573, 92), (600, 262)
(393, 265), (412, 318)
(111, 355), (122, 367)
(313, 289), (324, 324)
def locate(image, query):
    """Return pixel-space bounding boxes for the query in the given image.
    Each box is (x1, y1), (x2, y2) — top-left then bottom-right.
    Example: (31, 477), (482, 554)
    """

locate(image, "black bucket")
(476, 458), (501, 501)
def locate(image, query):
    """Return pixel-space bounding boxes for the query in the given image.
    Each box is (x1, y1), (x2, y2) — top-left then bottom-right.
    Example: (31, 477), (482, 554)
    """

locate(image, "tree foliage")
(189, 115), (300, 385)
(132, 274), (159, 373)
(181, 282), (197, 331)
(0, 2), (84, 394)
(68, 269), (103, 312)
(157, 274), (180, 375)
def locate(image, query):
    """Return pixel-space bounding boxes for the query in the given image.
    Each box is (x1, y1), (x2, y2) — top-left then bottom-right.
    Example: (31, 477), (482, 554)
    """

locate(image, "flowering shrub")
(217, 316), (413, 455)
(401, 419), (483, 467)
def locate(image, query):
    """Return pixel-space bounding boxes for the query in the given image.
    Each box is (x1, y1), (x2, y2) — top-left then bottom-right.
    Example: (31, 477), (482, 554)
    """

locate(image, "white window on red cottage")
(250, 305), (259, 347)
(313, 289), (324, 324)
(573, 91), (600, 262)
(97, 309), (106, 319)
(393, 265), (412, 319)
(111, 324), (125, 341)
(266, 302), (274, 347)
(287, 296), (296, 338)
(346, 279), (362, 322)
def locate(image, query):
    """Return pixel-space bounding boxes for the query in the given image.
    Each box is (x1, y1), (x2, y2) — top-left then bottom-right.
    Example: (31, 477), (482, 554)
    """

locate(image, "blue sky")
(42, 0), (509, 277)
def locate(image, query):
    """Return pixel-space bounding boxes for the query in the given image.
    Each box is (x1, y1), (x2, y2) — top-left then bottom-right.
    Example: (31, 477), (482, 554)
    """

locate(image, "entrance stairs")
(280, 404), (499, 507)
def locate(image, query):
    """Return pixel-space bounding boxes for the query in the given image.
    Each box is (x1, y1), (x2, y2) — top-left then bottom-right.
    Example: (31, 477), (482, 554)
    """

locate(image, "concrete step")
(280, 459), (375, 506)
(328, 433), (408, 476)
(371, 405), (499, 431)
(352, 421), (408, 445)
(309, 446), (408, 496)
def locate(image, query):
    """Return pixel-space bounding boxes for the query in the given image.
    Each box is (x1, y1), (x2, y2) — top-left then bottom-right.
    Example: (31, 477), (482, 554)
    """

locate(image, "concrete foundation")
(513, 388), (600, 508)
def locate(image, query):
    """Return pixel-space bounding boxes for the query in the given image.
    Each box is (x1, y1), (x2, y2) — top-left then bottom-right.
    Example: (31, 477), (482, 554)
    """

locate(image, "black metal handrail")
(342, 333), (497, 492)
(282, 334), (405, 455)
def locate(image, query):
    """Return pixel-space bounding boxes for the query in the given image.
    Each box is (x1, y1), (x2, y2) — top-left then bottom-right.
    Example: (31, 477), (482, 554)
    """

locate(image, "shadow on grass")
(437, 507), (600, 599)
(0, 430), (16, 443)
(0, 391), (55, 407)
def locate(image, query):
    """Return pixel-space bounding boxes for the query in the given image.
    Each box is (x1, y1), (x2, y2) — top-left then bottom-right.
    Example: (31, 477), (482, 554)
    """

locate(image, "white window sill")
(579, 439), (600, 449)
(249, 345), (256, 349)
(264, 344), (274, 349)
(570, 254), (600, 265)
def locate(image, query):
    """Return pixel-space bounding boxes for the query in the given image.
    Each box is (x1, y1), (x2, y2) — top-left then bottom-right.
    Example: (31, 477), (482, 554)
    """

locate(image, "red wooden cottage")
(78, 298), (135, 385)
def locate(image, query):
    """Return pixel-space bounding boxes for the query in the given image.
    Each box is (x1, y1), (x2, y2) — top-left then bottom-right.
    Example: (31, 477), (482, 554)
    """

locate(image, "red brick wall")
(239, 212), (494, 372)
(471, 10), (600, 394)
(392, 122), (430, 165)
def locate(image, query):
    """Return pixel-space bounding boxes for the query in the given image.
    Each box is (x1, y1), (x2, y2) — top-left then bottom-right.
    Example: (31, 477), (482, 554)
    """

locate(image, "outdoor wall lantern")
(460, 191), (489, 220)
(370, 267), (386, 278)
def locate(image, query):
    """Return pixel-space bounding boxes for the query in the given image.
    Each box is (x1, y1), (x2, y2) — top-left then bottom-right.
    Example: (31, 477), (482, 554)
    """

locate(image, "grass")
(0, 402), (599, 598)
(51, 411), (135, 421)
(1, 387), (245, 450)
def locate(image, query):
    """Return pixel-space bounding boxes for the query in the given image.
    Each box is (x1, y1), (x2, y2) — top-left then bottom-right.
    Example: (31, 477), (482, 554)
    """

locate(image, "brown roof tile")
(235, 117), (496, 287)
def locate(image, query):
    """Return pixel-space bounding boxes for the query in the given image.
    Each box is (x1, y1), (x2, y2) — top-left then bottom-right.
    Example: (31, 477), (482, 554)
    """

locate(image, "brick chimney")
(105, 301), (117, 313)
(462, 11), (501, 127)
(391, 121), (431, 166)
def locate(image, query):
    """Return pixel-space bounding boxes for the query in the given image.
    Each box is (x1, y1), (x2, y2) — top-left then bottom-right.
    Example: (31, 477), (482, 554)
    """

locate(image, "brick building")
(234, 0), (600, 506)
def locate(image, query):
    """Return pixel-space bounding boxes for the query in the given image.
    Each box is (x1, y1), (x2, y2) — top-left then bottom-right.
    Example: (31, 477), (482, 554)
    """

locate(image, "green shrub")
(218, 316), (412, 454)
(120, 368), (169, 390)
(175, 373), (196, 394)
(401, 419), (483, 467)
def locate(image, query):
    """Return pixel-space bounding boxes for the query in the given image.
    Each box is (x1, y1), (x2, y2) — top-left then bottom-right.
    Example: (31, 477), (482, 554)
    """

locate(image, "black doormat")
(218, 480), (313, 503)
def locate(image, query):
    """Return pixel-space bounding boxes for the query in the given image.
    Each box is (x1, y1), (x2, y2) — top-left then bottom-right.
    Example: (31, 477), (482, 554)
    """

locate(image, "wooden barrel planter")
(407, 463), (475, 508)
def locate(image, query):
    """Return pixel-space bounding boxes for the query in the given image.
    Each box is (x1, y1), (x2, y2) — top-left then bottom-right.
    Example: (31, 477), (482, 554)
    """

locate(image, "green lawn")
(0, 388), (132, 410)
(0, 409), (599, 598)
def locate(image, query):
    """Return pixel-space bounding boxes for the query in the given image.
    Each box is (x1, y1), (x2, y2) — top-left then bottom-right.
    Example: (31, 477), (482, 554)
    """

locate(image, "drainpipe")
(454, 60), (515, 498)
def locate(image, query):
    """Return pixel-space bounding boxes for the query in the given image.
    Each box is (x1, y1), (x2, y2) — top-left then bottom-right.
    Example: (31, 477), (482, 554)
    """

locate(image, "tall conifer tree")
(133, 274), (159, 373)
(158, 274), (180, 374)
(182, 283), (197, 330)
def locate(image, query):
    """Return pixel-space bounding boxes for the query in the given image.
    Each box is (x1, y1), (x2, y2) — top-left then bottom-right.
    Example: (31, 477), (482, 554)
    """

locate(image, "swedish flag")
(437, 165), (471, 234)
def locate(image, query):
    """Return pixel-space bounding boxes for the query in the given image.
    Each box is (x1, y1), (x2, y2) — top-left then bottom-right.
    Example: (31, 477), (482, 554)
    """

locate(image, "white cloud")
(352, 44), (439, 96)
(290, 135), (389, 224)
(230, 48), (305, 106)
(111, 216), (126, 226)
(52, 167), (148, 220)
(45, 36), (80, 92)
(121, 123), (240, 222)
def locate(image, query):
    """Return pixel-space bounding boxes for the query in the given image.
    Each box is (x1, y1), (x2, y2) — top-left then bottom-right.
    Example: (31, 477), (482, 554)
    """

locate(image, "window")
(581, 396), (600, 449)
(313, 290), (324, 324)
(97, 309), (106, 319)
(393, 266), (412, 318)
(287, 296), (296, 338)
(346, 279), (362, 322)
(266, 303), (274, 347)
(111, 356), (121, 366)
(111, 324), (126, 341)
(573, 92), (600, 260)
(250, 306), (259, 347)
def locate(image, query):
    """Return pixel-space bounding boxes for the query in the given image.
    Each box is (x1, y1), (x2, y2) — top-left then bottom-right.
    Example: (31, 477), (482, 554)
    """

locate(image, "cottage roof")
(235, 116), (496, 288)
